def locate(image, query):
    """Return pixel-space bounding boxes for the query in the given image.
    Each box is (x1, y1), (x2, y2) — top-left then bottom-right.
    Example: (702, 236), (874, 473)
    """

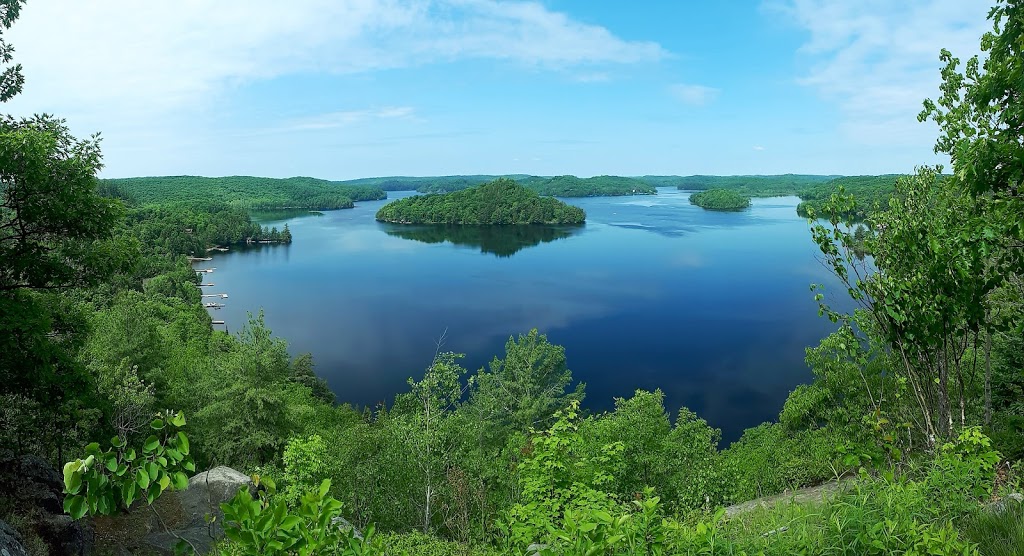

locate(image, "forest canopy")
(100, 175), (386, 210)
(375, 178), (586, 225)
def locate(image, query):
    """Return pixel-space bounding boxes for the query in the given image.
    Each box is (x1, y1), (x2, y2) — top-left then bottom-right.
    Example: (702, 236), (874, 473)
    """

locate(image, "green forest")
(675, 174), (837, 196)
(375, 178), (587, 225)
(689, 189), (752, 211)
(102, 175), (386, 210)
(3, 1), (1024, 555)
(337, 174), (656, 196)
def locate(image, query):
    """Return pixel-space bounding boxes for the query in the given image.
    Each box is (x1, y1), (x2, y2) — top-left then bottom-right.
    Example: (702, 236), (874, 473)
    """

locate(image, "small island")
(689, 188), (751, 211)
(375, 178), (586, 225)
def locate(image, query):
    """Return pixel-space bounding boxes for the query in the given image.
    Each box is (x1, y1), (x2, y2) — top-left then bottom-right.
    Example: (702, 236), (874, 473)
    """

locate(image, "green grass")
(964, 499), (1024, 556)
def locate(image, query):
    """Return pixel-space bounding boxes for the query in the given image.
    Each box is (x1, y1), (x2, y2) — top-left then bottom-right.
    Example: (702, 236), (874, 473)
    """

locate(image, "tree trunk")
(985, 329), (993, 426)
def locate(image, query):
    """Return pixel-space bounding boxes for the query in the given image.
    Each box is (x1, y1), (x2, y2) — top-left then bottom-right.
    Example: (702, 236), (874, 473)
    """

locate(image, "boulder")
(986, 492), (1024, 514)
(94, 466), (253, 555)
(0, 519), (28, 556)
(0, 455), (94, 555)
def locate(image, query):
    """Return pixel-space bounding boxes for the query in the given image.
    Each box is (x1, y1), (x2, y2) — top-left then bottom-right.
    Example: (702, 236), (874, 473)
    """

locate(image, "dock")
(196, 283), (214, 287)
(201, 293), (228, 298)
(195, 268), (216, 273)
(188, 256), (213, 263)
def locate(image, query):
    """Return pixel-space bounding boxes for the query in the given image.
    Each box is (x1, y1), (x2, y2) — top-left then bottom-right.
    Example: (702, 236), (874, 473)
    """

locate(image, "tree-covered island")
(375, 178), (586, 224)
(688, 188), (752, 211)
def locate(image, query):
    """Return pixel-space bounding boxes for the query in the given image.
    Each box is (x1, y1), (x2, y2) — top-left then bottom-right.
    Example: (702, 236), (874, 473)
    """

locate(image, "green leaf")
(143, 436), (159, 453)
(136, 468), (150, 490)
(177, 432), (190, 455)
(172, 472), (189, 490)
(170, 413), (186, 428)
(64, 494), (87, 520)
(150, 418), (165, 430)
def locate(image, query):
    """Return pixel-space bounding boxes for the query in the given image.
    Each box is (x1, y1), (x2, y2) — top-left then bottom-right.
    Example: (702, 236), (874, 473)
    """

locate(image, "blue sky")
(6, 0), (993, 179)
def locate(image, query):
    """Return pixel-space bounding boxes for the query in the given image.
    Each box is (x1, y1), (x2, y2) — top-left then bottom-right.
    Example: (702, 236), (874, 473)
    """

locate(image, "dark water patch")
(382, 224), (584, 257)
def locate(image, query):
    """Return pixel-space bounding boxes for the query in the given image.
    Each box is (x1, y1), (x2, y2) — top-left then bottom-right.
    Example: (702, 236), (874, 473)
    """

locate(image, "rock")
(0, 455), (95, 555)
(330, 516), (363, 541)
(526, 543), (549, 555)
(986, 492), (1023, 514)
(94, 466), (253, 556)
(0, 519), (29, 556)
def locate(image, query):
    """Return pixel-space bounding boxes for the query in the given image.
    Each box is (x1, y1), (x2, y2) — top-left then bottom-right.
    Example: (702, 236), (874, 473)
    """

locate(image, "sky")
(4, 0), (994, 179)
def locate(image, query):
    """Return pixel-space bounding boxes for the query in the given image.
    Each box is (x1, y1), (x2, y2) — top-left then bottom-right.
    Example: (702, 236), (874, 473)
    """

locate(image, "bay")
(206, 187), (844, 442)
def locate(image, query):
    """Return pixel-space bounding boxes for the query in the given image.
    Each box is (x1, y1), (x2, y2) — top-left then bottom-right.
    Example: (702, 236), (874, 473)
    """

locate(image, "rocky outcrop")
(0, 455), (94, 555)
(0, 519), (29, 556)
(94, 466), (254, 555)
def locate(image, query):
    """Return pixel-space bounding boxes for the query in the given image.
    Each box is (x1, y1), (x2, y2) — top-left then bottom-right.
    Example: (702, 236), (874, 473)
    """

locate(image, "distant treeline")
(375, 178), (586, 225)
(673, 174), (838, 197)
(100, 175), (386, 210)
(338, 175), (656, 196)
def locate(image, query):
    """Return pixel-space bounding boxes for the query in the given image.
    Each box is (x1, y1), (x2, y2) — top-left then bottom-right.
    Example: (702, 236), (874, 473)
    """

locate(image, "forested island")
(796, 175), (903, 220)
(689, 188), (751, 211)
(375, 178), (587, 224)
(4, 2), (1024, 555)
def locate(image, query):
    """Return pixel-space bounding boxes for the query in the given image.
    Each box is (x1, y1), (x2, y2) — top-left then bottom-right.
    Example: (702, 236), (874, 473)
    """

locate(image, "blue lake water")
(201, 187), (845, 442)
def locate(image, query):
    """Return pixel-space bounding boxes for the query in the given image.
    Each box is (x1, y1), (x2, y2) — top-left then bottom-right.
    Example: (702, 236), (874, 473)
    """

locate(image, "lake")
(201, 187), (845, 443)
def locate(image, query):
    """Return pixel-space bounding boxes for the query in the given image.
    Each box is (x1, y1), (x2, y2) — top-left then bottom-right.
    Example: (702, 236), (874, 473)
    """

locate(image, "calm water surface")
(203, 188), (845, 442)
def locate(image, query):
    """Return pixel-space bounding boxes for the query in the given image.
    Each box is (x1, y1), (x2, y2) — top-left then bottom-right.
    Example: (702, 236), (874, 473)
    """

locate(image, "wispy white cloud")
(284, 107), (416, 131)
(669, 83), (720, 106)
(572, 72), (612, 83)
(776, 0), (990, 147)
(5, 0), (666, 123)
(753, 145), (766, 151)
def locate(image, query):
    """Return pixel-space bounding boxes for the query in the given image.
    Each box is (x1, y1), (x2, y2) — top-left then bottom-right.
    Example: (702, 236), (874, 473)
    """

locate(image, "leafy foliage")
(220, 478), (380, 555)
(61, 411), (194, 519)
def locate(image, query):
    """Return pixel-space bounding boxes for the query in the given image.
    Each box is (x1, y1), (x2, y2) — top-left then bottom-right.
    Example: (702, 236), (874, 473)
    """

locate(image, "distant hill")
(100, 175), (386, 210)
(375, 178), (586, 225)
(338, 174), (655, 196)
(671, 174), (838, 197)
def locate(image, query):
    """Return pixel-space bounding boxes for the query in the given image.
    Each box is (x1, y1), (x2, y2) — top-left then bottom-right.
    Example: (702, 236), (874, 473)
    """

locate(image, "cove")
(206, 188), (845, 443)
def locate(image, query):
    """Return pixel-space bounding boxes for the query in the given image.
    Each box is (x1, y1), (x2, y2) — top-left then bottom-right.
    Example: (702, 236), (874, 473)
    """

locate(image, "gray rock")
(0, 519), (29, 556)
(95, 466), (253, 556)
(986, 492), (1023, 514)
(330, 516), (363, 541)
(0, 455), (94, 555)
